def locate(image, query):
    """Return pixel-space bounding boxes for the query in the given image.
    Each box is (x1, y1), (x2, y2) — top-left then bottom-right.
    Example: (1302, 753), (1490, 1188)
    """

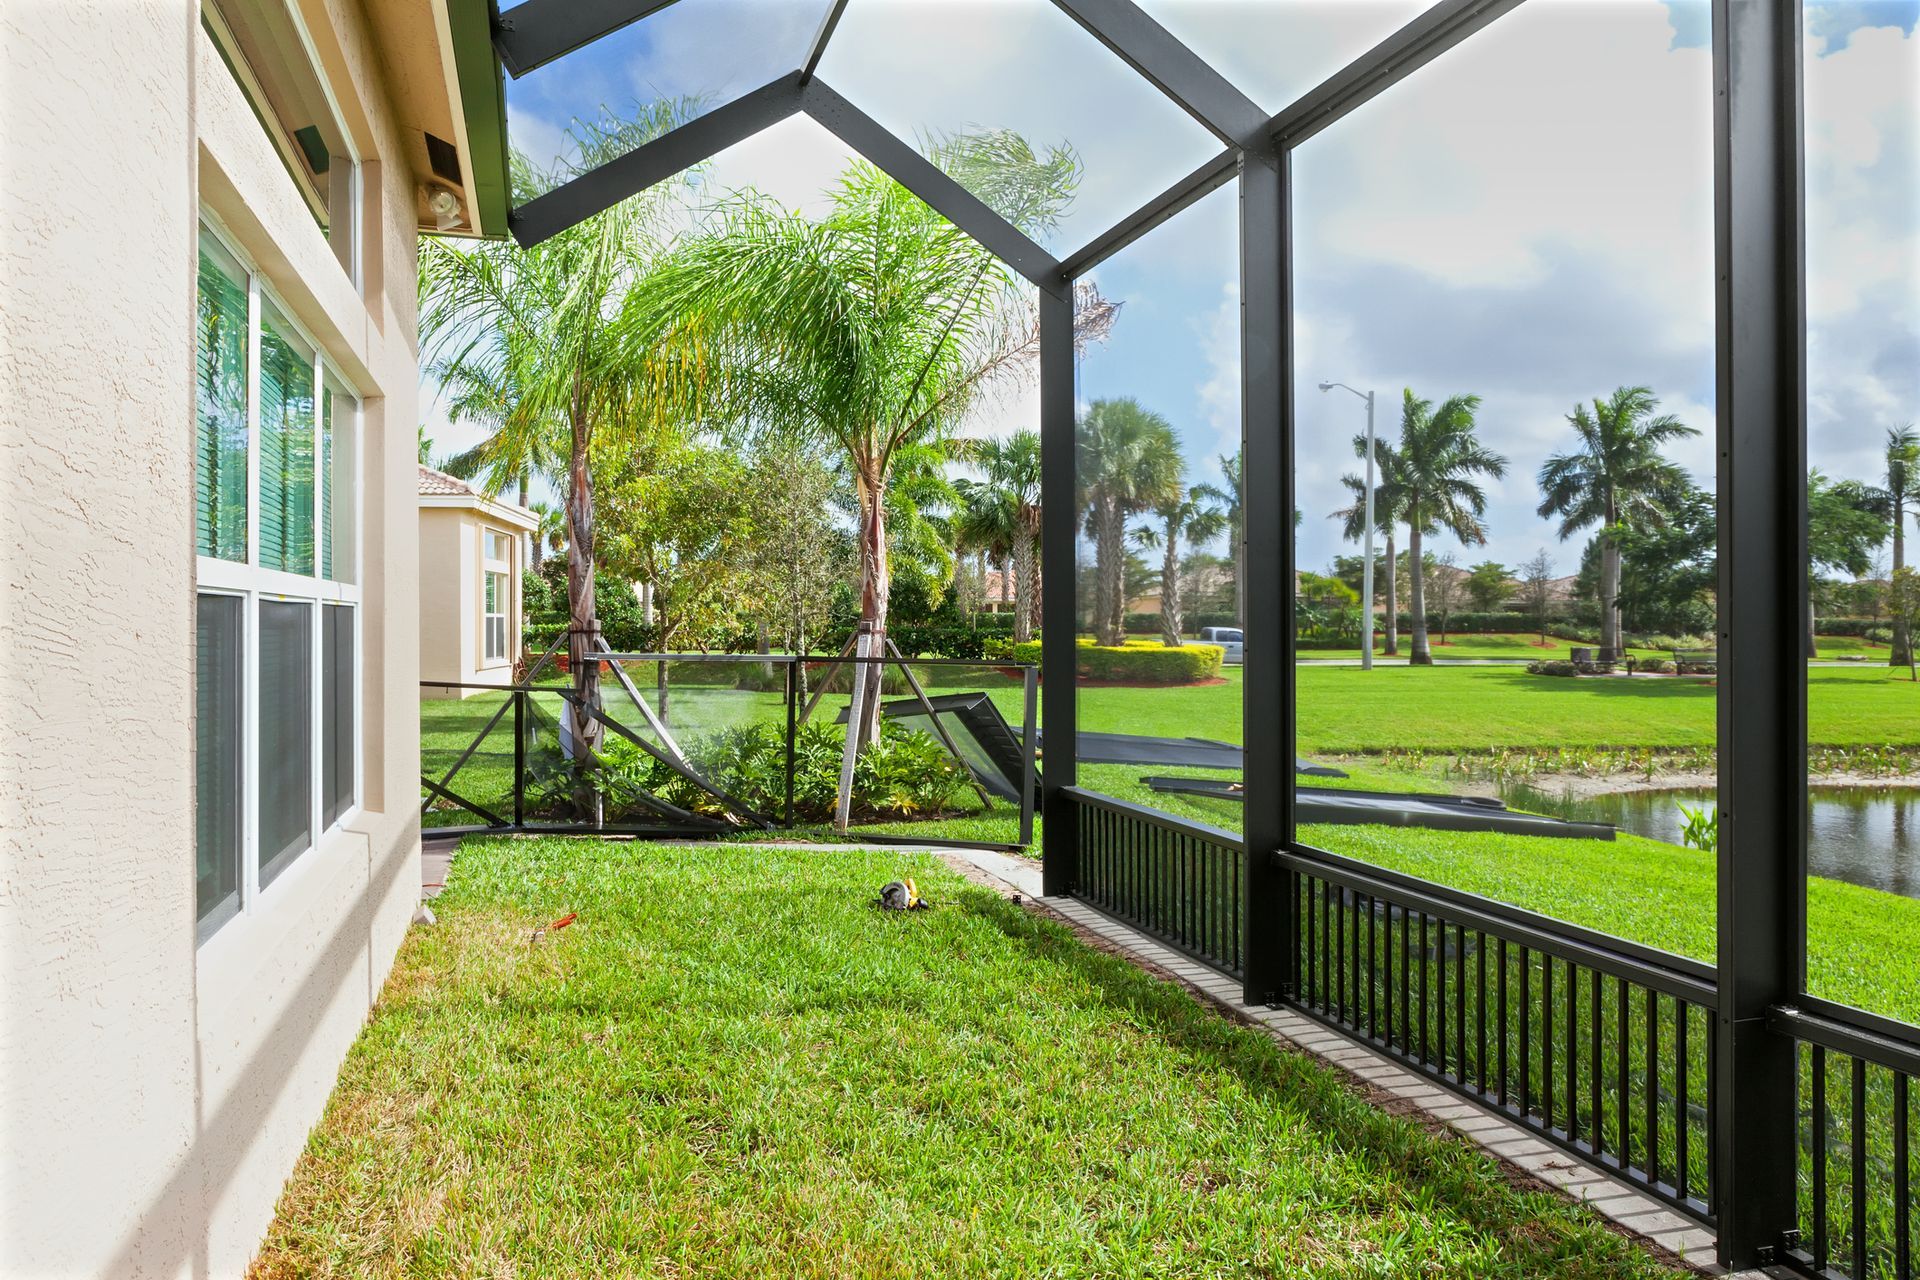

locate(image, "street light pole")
(1320, 381), (1377, 670)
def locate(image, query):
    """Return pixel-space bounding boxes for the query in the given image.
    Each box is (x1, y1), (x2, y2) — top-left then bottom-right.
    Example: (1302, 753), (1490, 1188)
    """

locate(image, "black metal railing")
(1773, 1002), (1920, 1280)
(1067, 788), (1245, 978)
(1278, 848), (1718, 1221)
(422, 650), (1037, 850)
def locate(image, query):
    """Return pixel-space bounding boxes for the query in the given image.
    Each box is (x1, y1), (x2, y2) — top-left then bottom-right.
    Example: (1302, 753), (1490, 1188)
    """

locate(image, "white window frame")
(195, 214), (363, 943)
(480, 527), (512, 668)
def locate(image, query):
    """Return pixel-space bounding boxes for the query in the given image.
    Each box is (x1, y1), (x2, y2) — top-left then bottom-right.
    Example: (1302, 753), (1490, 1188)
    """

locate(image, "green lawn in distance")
(254, 840), (1682, 1280)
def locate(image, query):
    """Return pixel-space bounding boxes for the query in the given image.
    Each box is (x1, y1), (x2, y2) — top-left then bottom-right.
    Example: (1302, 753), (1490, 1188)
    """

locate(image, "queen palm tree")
(1536, 386), (1696, 662)
(419, 107), (689, 758)
(1335, 434), (1410, 657)
(1135, 487), (1228, 646)
(1195, 451), (1244, 627)
(956, 431), (1043, 641)
(1384, 390), (1508, 665)
(432, 353), (563, 510)
(633, 133), (1078, 828)
(1870, 425), (1920, 664)
(1077, 398), (1183, 645)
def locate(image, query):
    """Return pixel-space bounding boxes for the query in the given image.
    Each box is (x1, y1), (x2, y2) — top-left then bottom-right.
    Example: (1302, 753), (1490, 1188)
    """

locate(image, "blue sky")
(453, 0), (1917, 581)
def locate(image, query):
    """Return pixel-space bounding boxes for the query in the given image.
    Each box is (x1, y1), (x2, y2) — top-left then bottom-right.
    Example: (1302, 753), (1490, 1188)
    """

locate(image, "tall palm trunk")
(852, 467), (890, 748)
(564, 395), (602, 762)
(1026, 525), (1043, 639)
(1407, 519), (1432, 665)
(1894, 506), (1911, 666)
(1159, 519), (1184, 647)
(1012, 525), (1035, 643)
(1098, 502), (1127, 646)
(1598, 497), (1621, 661)
(1383, 530), (1399, 655)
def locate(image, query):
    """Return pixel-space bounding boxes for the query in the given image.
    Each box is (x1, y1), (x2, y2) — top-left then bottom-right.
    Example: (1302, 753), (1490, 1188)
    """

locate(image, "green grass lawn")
(254, 839), (1680, 1280)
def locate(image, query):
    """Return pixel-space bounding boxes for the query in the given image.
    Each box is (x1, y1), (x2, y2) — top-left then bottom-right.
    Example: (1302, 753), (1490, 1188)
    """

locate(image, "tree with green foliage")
(1077, 398), (1183, 645)
(1809, 468), (1888, 656)
(1336, 435), (1410, 656)
(1889, 567), (1920, 680)
(1519, 549), (1558, 646)
(526, 499), (566, 570)
(1382, 390), (1507, 665)
(1134, 487), (1228, 646)
(1869, 425), (1920, 665)
(1536, 386), (1697, 662)
(1464, 560), (1510, 612)
(420, 105), (691, 757)
(954, 430), (1043, 642)
(635, 132), (1079, 756)
(1195, 451), (1243, 627)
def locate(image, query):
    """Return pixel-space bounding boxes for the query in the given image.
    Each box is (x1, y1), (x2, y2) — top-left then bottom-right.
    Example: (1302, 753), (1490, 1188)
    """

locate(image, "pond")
(1496, 781), (1920, 900)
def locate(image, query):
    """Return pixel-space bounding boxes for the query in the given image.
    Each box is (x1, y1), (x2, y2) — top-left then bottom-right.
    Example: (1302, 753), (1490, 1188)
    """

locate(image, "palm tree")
(419, 107), (689, 758)
(1335, 434), (1410, 657)
(1195, 451), (1244, 627)
(1384, 390), (1508, 665)
(1870, 425), (1920, 665)
(431, 353), (564, 510)
(635, 132), (1078, 762)
(527, 499), (567, 570)
(1536, 386), (1697, 662)
(1135, 488), (1228, 646)
(1077, 398), (1183, 645)
(956, 431), (1043, 642)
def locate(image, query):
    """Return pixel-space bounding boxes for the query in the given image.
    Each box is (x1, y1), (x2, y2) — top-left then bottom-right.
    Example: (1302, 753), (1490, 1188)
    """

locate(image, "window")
(203, 0), (358, 278)
(193, 218), (360, 940)
(482, 528), (511, 665)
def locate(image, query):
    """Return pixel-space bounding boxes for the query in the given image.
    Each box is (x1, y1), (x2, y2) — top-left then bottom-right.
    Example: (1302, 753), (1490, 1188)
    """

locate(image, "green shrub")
(1079, 640), (1223, 683)
(587, 721), (975, 824)
(1867, 626), (1894, 645)
(1526, 660), (1580, 677)
(1636, 657), (1675, 674)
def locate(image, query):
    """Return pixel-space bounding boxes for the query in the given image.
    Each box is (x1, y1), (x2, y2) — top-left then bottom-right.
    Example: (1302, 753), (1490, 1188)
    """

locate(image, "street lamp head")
(1317, 381), (1335, 392)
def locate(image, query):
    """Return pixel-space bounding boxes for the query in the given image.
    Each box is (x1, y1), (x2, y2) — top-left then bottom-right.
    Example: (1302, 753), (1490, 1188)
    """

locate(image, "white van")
(1199, 626), (1244, 664)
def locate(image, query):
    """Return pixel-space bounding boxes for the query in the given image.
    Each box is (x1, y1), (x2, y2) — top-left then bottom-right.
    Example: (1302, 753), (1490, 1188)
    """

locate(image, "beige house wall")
(0, 1), (427, 1274)
(419, 500), (530, 696)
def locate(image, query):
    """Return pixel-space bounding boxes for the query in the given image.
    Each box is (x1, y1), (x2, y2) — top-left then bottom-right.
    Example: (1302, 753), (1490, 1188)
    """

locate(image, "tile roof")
(418, 465), (477, 497)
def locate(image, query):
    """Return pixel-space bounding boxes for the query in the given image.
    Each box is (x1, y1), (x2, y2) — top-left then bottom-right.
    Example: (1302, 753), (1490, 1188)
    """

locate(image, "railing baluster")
(1675, 998), (1689, 1202)
(1477, 930), (1488, 1096)
(1813, 1044), (1828, 1275)
(1544, 956), (1556, 1133)
(1567, 961), (1580, 1146)
(1590, 967), (1603, 1163)
(1896, 1069), (1911, 1280)
(1519, 946), (1532, 1122)
(1420, 912), (1431, 1066)
(1645, 988), (1659, 1192)
(1853, 1055), (1868, 1280)
(1497, 937), (1509, 1107)
(1454, 923), (1467, 1084)
(1617, 974), (1631, 1172)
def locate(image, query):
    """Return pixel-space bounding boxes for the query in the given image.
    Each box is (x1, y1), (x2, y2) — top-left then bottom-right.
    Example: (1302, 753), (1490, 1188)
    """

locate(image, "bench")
(1672, 648), (1718, 674)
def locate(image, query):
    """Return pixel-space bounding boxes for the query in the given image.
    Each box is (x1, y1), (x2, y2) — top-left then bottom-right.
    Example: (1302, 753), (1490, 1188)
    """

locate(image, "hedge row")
(998, 639), (1222, 683)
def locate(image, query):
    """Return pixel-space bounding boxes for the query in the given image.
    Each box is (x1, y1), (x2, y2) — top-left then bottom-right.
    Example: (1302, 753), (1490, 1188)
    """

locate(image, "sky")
(437, 0), (1918, 581)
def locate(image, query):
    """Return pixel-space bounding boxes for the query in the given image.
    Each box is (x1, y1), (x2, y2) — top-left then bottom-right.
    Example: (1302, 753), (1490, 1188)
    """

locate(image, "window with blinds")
(196, 232), (249, 561)
(196, 594), (244, 933)
(193, 218), (361, 942)
(260, 301), (315, 575)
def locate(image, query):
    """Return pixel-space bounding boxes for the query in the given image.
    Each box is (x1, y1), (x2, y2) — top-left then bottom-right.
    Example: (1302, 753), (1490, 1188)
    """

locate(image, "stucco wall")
(418, 506), (473, 690)
(1, 1), (424, 1274)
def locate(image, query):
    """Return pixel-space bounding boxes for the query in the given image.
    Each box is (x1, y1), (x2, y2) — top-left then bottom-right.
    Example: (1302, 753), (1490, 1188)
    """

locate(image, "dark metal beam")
(1711, 0), (1806, 1267)
(1060, 147), (1238, 279)
(797, 80), (1066, 294)
(1268, 0), (1525, 148)
(1039, 284), (1078, 896)
(508, 73), (805, 247)
(799, 0), (851, 85)
(1049, 0), (1268, 147)
(1238, 145), (1292, 1004)
(492, 0), (682, 80)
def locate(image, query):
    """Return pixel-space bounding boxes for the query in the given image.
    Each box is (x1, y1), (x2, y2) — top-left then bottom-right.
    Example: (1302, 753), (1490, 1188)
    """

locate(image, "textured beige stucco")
(419, 503), (530, 695)
(1, 1), (427, 1274)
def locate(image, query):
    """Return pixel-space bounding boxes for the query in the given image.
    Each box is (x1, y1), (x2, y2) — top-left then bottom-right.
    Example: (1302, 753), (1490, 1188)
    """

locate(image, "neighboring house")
(419, 466), (536, 695)
(2, 2), (505, 1276)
